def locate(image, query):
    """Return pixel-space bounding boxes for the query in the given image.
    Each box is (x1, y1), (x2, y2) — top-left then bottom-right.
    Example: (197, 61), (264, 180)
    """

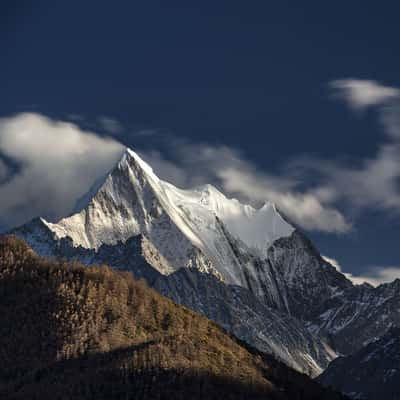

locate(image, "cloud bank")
(137, 80), (400, 235)
(323, 255), (400, 287)
(298, 79), (400, 215)
(1, 79), (400, 238)
(139, 142), (350, 233)
(0, 113), (124, 227)
(1, 88), (399, 285)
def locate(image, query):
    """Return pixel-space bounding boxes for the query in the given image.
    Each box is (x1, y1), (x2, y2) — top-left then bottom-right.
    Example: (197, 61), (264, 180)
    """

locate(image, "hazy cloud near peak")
(322, 255), (400, 287)
(217, 167), (350, 233)
(137, 78), (400, 233)
(0, 113), (349, 234)
(96, 115), (123, 134)
(0, 113), (124, 226)
(2, 77), (400, 237)
(138, 140), (351, 233)
(292, 79), (400, 216)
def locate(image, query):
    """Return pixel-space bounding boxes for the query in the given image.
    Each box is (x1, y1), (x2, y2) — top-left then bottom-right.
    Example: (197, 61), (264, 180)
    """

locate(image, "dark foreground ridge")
(318, 327), (400, 400)
(0, 235), (346, 400)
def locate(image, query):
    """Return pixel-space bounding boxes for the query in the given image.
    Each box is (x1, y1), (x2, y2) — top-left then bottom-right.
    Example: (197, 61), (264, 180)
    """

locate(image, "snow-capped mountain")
(37, 149), (295, 289)
(14, 149), (347, 313)
(11, 147), (400, 381)
(318, 327), (400, 399)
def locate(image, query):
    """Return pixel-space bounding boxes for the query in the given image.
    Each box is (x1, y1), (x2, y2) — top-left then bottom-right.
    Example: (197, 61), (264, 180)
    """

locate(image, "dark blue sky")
(2, 1), (400, 279)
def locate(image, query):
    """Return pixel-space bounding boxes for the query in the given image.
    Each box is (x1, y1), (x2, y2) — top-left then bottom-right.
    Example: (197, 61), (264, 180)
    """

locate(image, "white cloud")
(131, 79), (400, 233)
(287, 79), (400, 217)
(358, 267), (400, 286)
(0, 113), (349, 233)
(0, 113), (124, 227)
(139, 79), (400, 234)
(330, 79), (400, 110)
(4, 78), (400, 237)
(293, 143), (400, 214)
(322, 255), (341, 271)
(138, 140), (351, 233)
(322, 255), (400, 287)
(218, 168), (350, 233)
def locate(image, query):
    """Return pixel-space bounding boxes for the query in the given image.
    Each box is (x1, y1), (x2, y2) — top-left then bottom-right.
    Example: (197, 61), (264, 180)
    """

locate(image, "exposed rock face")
(12, 219), (334, 375)
(154, 268), (336, 376)
(1, 235), (348, 400)
(11, 148), (400, 382)
(318, 328), (400, 399)
(309, 279), (400, 354)
(266, 231), (353, 319)
(12, 149), (336, 375)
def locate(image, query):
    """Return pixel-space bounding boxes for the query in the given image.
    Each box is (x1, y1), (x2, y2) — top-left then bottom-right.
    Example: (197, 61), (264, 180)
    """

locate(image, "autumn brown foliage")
(0, 235), (346, 400)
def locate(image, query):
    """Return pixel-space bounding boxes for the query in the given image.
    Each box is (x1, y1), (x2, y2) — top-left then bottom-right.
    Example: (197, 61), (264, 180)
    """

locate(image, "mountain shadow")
(0, 235), (346, 400)
(318, 327), (400, 400)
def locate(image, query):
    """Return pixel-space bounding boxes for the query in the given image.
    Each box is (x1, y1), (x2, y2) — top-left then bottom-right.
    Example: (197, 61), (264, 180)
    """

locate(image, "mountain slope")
(318, 328), (400, 399)
(10, 148), (336, 307)
(154, 268), (335, 375)
(308, 279), (400, 354)
(8, 148), (351, 311)
(11, 147), (400, 380)
(0, 235), (346, 400)
(12, 148), (338, 375)
(13, 217), (333, 376)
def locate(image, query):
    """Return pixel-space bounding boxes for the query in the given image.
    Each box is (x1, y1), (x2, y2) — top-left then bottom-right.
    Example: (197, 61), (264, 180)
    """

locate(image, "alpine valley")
(11, 148), (400, 398)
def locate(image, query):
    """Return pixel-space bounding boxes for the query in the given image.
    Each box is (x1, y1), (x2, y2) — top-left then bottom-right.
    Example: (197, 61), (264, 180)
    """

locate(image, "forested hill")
(0, 235), (346, 400)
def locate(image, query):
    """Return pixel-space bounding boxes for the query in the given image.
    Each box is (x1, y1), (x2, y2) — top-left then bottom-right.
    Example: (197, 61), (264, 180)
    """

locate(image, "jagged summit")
(122, 147), (160, 181)
(37, 147), (294, 276)
(122, 148), (292, 253)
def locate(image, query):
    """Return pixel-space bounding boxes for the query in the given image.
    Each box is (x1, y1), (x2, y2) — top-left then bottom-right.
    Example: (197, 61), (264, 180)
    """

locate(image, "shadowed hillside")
(0, 235), (346, 400)
(318, 327), (400, 399)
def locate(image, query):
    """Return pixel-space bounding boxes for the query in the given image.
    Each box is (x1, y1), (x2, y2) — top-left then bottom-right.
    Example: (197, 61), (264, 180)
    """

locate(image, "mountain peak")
(14, 146), (295, 285)
(117, 147), (159, 182)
